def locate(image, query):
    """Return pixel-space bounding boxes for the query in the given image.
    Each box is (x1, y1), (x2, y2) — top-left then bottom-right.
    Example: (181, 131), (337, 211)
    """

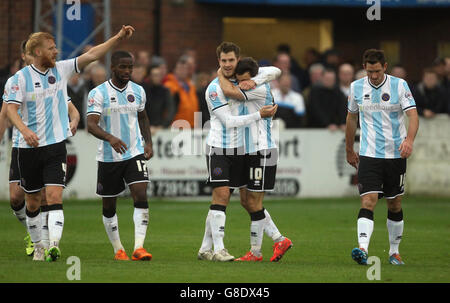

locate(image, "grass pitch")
(0, 196), (448, 283)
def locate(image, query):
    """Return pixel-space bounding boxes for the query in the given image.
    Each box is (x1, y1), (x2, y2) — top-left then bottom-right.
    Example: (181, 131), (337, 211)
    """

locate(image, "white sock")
(200, 210), (213, 252)
(48, 209), (64, 248)
(263, 209), (284, 242)
(387, 219), (403, 256)
(250, 219), (265, 257)
(41, 210), (50, 249)
(12, 202), (28, 229)
(357, 217), (374, 252)
(210, 209), (226, 253)
(26, 212), (42, 244)
(133, 207), (149, 250)
(103, 214), (124, 253)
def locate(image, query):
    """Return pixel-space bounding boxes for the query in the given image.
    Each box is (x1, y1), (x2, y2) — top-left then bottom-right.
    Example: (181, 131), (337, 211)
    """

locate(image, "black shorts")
(97, 154), (149, 197)
(357, 156), (407, 199)
(18, 142), (67, 193)
(205, 145), (246, 189)
(245, 148), (278, 192)
(9, 147), (20, 183)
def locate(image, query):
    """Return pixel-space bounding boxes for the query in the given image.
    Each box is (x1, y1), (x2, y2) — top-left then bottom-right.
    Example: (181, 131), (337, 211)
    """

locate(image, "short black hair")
(235, 57), (259, 77)
(363, 49), (386, 66)
(111, 50), (133, 66)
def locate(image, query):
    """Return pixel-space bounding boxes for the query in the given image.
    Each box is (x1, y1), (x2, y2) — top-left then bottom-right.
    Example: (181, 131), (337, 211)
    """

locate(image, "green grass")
(0, 196), (449, 283)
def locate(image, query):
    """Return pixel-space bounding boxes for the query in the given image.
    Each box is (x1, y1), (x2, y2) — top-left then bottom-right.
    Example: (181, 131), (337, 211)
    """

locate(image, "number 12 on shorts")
(136, 160), (147, 172)
(249, 167), (263, 181)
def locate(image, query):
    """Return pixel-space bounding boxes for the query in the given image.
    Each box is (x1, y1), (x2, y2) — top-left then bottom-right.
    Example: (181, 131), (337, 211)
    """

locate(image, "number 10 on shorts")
(249, 167), (263, 181)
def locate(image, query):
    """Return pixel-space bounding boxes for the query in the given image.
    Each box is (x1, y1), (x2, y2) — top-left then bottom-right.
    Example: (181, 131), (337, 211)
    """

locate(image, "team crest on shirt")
(381, 93), (390, 102)
(48, 76), (56, 84)
(213, 167), (222, 176)
(209, 91), (218, 101)
(127, 94), (135, 102)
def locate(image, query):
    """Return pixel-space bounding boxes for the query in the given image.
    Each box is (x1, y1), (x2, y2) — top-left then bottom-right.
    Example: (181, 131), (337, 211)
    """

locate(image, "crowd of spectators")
(1, 43), (449, 136)
(266, 45), (450, 130)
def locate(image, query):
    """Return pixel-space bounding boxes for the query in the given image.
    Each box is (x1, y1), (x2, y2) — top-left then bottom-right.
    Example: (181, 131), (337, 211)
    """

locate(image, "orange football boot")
(132, 247), (152, 261)
(114, 249), (130, 261)
(235, 251), (263, 262)
(270, 237), (293, 262)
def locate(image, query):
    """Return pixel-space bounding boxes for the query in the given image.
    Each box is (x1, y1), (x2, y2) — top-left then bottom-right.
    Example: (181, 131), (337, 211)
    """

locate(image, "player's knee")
(10, 193), (25, 208)
(45, 190), (63, 205)
(212, 187), (230, 204)
(132, 191), (147, 204)
(361, 194), (377, 211)
(387, 199), (402, 213)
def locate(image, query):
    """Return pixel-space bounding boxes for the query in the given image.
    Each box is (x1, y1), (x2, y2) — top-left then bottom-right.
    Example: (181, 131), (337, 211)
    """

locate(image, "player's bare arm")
(68, 102), (80, 136)
(345, 111), (359, 169)
(217, 68), (246, 100)
(399, 108), (419, 159)
(87, 114), (128, 154)
(0, 103), (8, 142)
(239, 66), (282, 90)
(6, 103), (39, 147)
(138, 110), (153, 160)
(77, 25), (135, 71)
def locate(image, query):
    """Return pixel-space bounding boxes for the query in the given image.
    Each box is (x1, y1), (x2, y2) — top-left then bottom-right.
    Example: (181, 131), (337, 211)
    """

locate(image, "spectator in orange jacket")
(164, 55), (200, 128)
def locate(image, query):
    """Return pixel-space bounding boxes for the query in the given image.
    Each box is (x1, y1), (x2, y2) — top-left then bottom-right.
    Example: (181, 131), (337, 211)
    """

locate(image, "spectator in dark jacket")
(412, 68), (447, 118)
(144, 65), (176, 134)
(308, 68), (347, 131)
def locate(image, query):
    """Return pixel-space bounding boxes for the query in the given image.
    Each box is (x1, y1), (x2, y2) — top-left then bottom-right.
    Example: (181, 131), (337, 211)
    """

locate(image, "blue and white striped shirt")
(5, 58), (79, 148)
(348, 74), (416, 159)
(86, 79), (146, 162)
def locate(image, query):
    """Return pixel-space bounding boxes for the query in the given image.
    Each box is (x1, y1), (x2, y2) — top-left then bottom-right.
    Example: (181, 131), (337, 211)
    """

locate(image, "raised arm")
(77, 25), (135, 71)
(239, 66), (281, 90)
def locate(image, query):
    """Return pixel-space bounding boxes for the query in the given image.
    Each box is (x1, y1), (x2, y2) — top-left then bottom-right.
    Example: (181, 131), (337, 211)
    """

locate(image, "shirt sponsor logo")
(359, 104), (399, 112)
